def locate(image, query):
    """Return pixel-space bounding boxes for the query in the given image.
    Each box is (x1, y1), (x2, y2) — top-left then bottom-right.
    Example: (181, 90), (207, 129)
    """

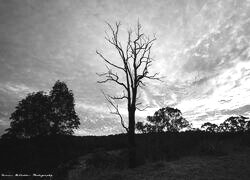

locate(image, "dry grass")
(65, 148), (250, 180)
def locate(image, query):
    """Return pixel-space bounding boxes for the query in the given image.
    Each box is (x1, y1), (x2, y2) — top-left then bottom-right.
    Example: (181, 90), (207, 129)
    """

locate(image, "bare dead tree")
(97, 21), (160, 168)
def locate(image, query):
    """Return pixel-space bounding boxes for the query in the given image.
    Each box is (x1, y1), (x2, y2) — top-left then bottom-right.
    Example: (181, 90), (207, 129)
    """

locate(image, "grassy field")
(66, 148), (250, 180)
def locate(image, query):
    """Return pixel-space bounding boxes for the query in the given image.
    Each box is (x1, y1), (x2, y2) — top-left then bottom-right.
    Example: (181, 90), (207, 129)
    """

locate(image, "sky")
(0, 0), (250, 136)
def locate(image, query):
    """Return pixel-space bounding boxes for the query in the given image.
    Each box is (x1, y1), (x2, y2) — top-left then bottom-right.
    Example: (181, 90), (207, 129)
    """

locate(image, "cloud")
(0, 0), (250, 135)
(221, 105), (250, 116)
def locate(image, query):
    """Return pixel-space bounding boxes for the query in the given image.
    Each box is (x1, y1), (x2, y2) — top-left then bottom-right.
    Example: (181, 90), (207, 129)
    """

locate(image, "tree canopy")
(219, 115), (249, 132)
(201, 122), (219, 132)
(3, 81), (80, 139)
(201, 115), (249, 133)
(50, 81), (80, 135)
(4, 91), (51, 138)
(136, 107), (191, 133)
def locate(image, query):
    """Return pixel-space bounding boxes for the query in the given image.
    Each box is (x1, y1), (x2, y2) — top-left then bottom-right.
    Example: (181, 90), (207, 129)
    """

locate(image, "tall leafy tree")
(4, 91), (51, 138)
(2, 81), (80, 139)
(136, 107), (191, 133)
(49, 80), (80, 135)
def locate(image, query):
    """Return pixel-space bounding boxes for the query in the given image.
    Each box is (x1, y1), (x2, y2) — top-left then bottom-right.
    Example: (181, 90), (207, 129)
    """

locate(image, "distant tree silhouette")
(219, 115), (249, 132)
(49, 80), (80, 135)
(2, 81), (80, 138)
(189, 127), (202, 132)
(97, 21), (160, 168)
(201, 122), (219, 132)
(135, 121), (148, 133)
(136, 107), (191, 133)
(4, 91), (51, 138)
(246, 120), (250, 131)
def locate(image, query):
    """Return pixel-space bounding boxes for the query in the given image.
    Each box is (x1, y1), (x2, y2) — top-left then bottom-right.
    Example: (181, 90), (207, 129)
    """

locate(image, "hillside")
(66, 147), (250, 180)
(0, 131), (250, 179)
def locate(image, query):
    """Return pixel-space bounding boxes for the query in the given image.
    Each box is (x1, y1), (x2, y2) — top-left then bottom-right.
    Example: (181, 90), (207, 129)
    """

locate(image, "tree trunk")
(128, 107), (136, 168)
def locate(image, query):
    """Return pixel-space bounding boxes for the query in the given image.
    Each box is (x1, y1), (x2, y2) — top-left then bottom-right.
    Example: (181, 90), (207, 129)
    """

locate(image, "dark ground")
(0, 131), (250, 179)
(66, 147), (250, 180)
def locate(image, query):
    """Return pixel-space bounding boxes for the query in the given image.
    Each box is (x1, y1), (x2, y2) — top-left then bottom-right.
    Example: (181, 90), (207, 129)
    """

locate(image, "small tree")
(136, 107), (191, 133)
(97, 22), (160, 168)
(201, 122), (219, 132)
(4, 91), (51, 138)
(49, 80), (80, 135)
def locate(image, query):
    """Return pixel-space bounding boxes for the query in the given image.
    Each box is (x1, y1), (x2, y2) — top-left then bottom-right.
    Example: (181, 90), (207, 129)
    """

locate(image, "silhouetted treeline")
(201, 115), (250, 132)
(136, 107), (250, 133)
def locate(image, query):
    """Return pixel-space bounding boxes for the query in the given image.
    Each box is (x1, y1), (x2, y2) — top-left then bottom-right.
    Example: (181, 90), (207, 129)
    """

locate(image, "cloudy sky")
(0, 0), (250, 136)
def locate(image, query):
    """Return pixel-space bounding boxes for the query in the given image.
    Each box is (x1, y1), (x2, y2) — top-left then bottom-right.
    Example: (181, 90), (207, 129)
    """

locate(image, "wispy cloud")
(0, 0), (250, 135)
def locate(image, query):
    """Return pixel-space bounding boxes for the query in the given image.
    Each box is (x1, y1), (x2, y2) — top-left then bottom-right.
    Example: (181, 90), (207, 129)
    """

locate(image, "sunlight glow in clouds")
(0, 0), (250, 135)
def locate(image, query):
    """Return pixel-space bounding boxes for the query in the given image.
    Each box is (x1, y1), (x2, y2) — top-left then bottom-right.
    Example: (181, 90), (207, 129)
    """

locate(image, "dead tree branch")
(101, 91), (128, 132)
